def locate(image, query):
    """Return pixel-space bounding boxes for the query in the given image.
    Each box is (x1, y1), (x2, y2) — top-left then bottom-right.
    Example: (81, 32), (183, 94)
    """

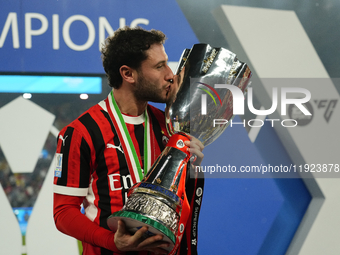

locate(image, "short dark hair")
(101, 26), (166, 89)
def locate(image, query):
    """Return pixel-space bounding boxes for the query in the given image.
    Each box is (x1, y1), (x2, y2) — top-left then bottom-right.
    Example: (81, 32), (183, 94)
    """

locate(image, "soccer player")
(53, 27), (204, 255)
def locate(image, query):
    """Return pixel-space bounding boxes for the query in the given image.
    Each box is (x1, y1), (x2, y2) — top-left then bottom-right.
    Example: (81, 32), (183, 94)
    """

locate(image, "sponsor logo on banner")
(314, 99), (338, 123)
(287, 99), (338, 126)
(288, 101), (314, 126)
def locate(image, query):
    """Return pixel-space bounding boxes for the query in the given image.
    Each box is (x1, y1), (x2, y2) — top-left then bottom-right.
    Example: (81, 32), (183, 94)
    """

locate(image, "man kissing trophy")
(107, 43), (252, 254)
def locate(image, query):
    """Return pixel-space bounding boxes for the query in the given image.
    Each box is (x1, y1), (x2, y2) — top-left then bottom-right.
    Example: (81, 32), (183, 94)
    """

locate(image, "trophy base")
(107, 211), (175, 252)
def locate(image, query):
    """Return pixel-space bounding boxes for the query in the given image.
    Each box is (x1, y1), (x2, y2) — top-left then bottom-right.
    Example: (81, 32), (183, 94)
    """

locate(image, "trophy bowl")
(166, 43), (252, 146)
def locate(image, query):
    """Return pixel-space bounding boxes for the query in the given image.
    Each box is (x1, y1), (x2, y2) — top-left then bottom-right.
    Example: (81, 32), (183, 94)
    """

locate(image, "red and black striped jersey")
(53, 94), (170, 255)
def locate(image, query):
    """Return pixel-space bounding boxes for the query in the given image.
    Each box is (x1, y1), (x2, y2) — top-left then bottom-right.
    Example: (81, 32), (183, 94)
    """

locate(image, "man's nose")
(166, 64), (174, 82)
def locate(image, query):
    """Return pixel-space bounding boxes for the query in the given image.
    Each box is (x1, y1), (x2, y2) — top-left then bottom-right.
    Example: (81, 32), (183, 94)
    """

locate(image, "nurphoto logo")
(199, 83), (312, 128)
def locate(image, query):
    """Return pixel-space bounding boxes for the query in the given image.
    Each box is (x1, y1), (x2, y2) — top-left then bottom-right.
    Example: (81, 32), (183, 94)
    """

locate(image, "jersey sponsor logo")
(54, 153), (63, 177)
(59, 134), (68, 146)
(108, 173), (133, 202)
(107, 143), (124, 154)
(108, 173), (133, 191)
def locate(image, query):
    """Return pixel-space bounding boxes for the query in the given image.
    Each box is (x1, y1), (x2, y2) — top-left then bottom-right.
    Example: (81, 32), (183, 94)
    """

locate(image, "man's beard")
(134, 72), (168, 103)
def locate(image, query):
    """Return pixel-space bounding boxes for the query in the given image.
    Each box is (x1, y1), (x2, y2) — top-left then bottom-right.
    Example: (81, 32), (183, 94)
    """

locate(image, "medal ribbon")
(105, 91), (151, 183)
(185, 170), (204, 255)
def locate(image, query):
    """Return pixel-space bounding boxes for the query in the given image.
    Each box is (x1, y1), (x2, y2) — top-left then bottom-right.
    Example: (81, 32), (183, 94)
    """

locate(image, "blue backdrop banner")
(0, 0), (198, 73)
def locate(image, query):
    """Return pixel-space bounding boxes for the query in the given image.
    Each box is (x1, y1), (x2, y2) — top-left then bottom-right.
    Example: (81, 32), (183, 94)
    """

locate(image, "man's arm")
(53, 193), (169, 254)
(53, 193), (121, 252)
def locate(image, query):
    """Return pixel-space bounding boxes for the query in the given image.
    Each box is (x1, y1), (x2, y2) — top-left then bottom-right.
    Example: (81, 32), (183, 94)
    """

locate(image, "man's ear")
(120, 65), (136, 84)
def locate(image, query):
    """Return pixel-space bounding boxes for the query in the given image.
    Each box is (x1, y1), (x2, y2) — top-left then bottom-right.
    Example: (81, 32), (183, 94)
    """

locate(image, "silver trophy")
(166, 43), (252, 145)
(107, 44), (252, 252)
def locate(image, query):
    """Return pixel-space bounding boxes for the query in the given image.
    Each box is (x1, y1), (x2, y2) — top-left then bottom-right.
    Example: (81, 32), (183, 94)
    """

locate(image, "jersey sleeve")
(53, 193), (122, 253)
(53, 124), (93, 197)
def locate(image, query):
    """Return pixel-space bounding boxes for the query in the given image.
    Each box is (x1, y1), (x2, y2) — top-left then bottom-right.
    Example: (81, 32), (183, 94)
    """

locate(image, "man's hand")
(114, 220), (169, 254)
(184, 136), (204, 166)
